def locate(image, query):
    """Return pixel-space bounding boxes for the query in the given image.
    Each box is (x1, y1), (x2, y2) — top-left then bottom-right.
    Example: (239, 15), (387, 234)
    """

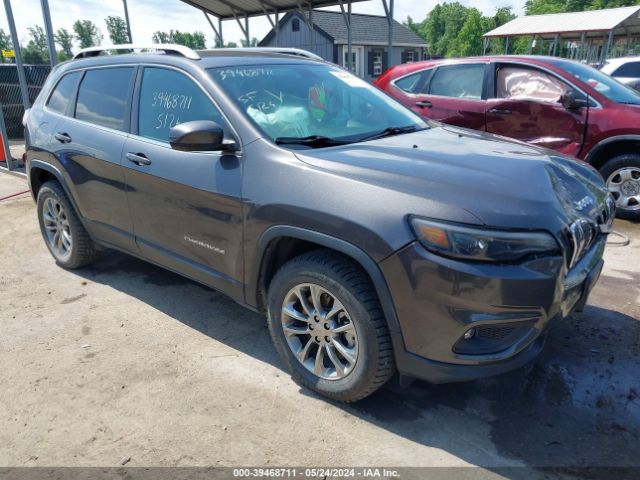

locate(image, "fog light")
(463, 328), (475, 340)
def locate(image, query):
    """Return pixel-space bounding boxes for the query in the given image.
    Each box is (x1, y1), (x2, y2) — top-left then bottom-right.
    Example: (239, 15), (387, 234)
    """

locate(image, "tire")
(266, 250), (395, 402)
(599, 154), (640, 221)
(37, 180), (100, 269)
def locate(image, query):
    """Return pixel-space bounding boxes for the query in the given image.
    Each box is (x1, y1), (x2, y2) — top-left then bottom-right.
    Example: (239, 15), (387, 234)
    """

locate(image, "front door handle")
(54, 132), (72, 143)
(488, 108), (512, 115)
(126, 152), (151, 166)
(416, 100), (432, 108)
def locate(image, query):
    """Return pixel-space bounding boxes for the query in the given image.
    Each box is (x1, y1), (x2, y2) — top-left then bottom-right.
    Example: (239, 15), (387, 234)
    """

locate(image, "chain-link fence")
(0, 64), (52, 139)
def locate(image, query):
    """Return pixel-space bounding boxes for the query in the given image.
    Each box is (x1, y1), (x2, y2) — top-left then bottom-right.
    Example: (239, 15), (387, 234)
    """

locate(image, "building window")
(405, 50), (416, 63)
(372, 49), (383, 76)
(292, 19), (300, 32)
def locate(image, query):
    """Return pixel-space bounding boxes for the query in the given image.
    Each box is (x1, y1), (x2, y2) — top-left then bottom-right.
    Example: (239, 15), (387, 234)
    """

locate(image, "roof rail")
(73, 44), (201, 61)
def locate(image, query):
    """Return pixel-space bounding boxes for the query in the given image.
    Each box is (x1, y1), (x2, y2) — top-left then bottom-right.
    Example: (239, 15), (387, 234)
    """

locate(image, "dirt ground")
(1, 173), (638, 477)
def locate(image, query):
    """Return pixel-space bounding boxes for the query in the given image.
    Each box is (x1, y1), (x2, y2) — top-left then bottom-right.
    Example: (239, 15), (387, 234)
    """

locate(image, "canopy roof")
(484, 5), (640, 38)
(180, 0), (368, 19)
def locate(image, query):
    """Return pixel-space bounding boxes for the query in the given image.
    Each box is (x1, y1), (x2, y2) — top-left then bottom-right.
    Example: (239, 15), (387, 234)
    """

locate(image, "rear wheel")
(37, 181), (100, 268)
(600, 154), (640, 220)
(266, 250), (395, 402)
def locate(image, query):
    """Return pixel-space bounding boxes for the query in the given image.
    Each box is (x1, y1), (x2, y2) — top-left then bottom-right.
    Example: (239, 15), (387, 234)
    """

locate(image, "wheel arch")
(248, 226), (401, 333)
(585, 135), (640, 171)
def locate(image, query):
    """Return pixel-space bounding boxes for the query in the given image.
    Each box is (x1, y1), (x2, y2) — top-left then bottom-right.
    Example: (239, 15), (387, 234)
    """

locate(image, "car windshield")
(208, 64), (427, 147)
(555, 60), (640, 105)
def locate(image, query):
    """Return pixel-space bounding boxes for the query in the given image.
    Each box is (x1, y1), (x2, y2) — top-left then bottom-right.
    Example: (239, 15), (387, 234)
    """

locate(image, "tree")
(55, 27), (74, 61)
(0, 29), (11, 51)
(105, 16), (130, 44)
(449, 8), (485, 57)
(22, 25), (49, 64)
(152, 30), (206, 49)
(225, 41), (238, 48)
(241, 37), (259, 47)
(73, 20), (103, 49)
(525, 0), (637, 14)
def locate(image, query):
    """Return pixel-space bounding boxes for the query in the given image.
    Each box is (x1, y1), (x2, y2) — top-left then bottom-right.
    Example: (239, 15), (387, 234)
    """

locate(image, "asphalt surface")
(0, 173), (638, 479)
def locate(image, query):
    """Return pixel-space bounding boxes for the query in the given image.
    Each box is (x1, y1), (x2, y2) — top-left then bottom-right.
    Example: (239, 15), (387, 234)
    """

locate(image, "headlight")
(410, 217), (560, 262)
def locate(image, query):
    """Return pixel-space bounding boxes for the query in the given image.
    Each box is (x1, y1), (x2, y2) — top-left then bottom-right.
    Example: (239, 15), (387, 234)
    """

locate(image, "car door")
(485, 63), (588, 157)
(388, 68), (434, 115)
(418, 63), (488, 131)
(50, 66), (137, 251)
(122, 66), (244, 299)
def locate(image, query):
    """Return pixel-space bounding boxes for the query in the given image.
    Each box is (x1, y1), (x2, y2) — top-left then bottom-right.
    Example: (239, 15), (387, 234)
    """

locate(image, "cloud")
(0, 0), (526, 50)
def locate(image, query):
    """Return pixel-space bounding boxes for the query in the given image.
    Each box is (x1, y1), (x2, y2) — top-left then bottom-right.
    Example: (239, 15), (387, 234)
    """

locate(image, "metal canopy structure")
(483, 6), (640, 63)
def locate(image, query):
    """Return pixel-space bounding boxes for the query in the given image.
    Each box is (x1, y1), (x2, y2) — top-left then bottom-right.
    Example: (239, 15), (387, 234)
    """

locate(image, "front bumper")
(379, 236), (605, 384)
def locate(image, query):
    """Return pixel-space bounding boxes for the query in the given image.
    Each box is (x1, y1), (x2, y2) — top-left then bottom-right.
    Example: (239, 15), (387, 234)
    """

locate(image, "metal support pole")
(122, 0), (133, 43)
(551, 34), (559, 56)
(245, 15), (250, 47)
(504, 36), (510, 54)
(483, 37), (488, 55)
(40, 0), (57, 66)
(348, 1), (352, 72)
(0, 106), (14, 171)
(204, 12), (223, 47)
(527, 35), (534, 54)
(3, 0), (30, 109)
(600, 31), (612, 65)
(579, 32), (585, 60)
(309, 7), (314, 53)
(382, 0), (394, 70)
(275, 11), (279, 47)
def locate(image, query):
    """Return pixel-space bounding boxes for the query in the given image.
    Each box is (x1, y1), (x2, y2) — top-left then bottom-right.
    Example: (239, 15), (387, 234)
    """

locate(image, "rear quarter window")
(394, 70), (431, 94)
(613, 62), (640, 78)
(46, 72), (80, 114)
(74, 67), (135, 131)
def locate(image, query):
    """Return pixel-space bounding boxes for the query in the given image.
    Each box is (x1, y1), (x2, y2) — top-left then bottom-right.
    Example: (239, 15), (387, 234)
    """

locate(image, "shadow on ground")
(77, 251), (640, 479)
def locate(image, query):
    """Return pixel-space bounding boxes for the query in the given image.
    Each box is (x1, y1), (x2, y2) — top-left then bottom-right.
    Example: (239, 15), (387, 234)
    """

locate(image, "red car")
(375, 56), (640, 220)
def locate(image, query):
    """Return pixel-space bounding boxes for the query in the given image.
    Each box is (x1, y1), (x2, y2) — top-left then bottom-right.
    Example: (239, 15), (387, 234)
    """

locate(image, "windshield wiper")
(356, 125), (425, 143)
(275, 135), (349, 148)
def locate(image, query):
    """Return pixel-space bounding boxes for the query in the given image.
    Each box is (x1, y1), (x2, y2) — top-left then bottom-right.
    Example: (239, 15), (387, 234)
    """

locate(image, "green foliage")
(105, 16), (130, 44)
(22, 25), (49, 64)
(0, 28), (12, 51)
(152, 30), (206, 49)
(225, 41), (238, 48)
(55, 28), (74, 60)
(525, 0), (638, 14)
(73, 20), (103, 49)
(241, 37), (259, 47)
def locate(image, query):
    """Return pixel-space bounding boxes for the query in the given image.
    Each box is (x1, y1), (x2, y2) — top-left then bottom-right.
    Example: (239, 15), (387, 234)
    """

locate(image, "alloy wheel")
(281, 283), (358, 380)
(607, 166), (640, 211)
(42, 197), (72, 260)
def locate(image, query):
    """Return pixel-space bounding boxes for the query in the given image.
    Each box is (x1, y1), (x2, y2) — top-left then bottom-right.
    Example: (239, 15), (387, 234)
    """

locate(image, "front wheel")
(266, 250), (395, 402)
(600, 154), (640, 220)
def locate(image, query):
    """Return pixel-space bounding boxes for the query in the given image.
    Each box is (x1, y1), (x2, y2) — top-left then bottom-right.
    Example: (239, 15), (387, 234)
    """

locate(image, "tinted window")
(613, 62), (640, 78)
(75, 67), (134, 131)
(394, 70), (432, 94)
(46, 72), (80, 114)
(429, 64), (484, 99)
(138, 68), (225, 143)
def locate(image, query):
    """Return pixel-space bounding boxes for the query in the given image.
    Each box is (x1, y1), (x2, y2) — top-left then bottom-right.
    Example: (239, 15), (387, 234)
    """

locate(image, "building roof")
(484, 5), (640, 38)
(180, 0), (367, 19)
(261, 10), (427, 47)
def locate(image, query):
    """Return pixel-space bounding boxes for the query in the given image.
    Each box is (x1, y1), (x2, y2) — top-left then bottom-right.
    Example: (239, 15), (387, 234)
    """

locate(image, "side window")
(46, 72), (80, 114)
(394, 69), (432, 94)
(613, 62), (640, 78)
(138, 68), (225, 143)
(429, 64), (485, 100)
(496, 66), (567, 103)
(75, 67), (134, 131)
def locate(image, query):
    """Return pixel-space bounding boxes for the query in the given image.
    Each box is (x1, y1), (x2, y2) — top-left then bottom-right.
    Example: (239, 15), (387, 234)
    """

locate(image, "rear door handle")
(126, 152), (151, 166)
(54, 132), (72, 143)
(416, 100), (432, 108)
(488, 108), (512, 115)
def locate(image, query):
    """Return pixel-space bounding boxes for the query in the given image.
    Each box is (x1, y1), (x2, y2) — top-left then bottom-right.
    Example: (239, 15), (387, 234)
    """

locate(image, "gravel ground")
(1, 173), (638, 478)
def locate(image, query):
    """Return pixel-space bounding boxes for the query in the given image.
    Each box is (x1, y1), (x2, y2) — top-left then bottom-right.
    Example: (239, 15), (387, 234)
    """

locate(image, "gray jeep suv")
(25, 45), (614, 402)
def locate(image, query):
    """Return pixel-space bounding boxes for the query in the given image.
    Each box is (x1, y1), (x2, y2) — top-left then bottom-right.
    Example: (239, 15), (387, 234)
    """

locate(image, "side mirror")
(169, 120), (237, 152)
(561, 90), (588, 110)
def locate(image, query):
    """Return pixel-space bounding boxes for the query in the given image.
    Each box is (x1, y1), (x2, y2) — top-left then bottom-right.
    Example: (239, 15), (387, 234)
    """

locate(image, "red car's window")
(497, 67), (567, 103)
(429, 64), (484, 100)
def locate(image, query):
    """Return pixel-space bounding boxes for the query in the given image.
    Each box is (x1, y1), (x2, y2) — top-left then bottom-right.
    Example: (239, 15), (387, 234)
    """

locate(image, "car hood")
(294, 125), (610, 232)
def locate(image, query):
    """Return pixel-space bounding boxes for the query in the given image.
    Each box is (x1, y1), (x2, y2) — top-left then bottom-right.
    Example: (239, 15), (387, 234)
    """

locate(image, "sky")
(0, 0), (527, 51)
